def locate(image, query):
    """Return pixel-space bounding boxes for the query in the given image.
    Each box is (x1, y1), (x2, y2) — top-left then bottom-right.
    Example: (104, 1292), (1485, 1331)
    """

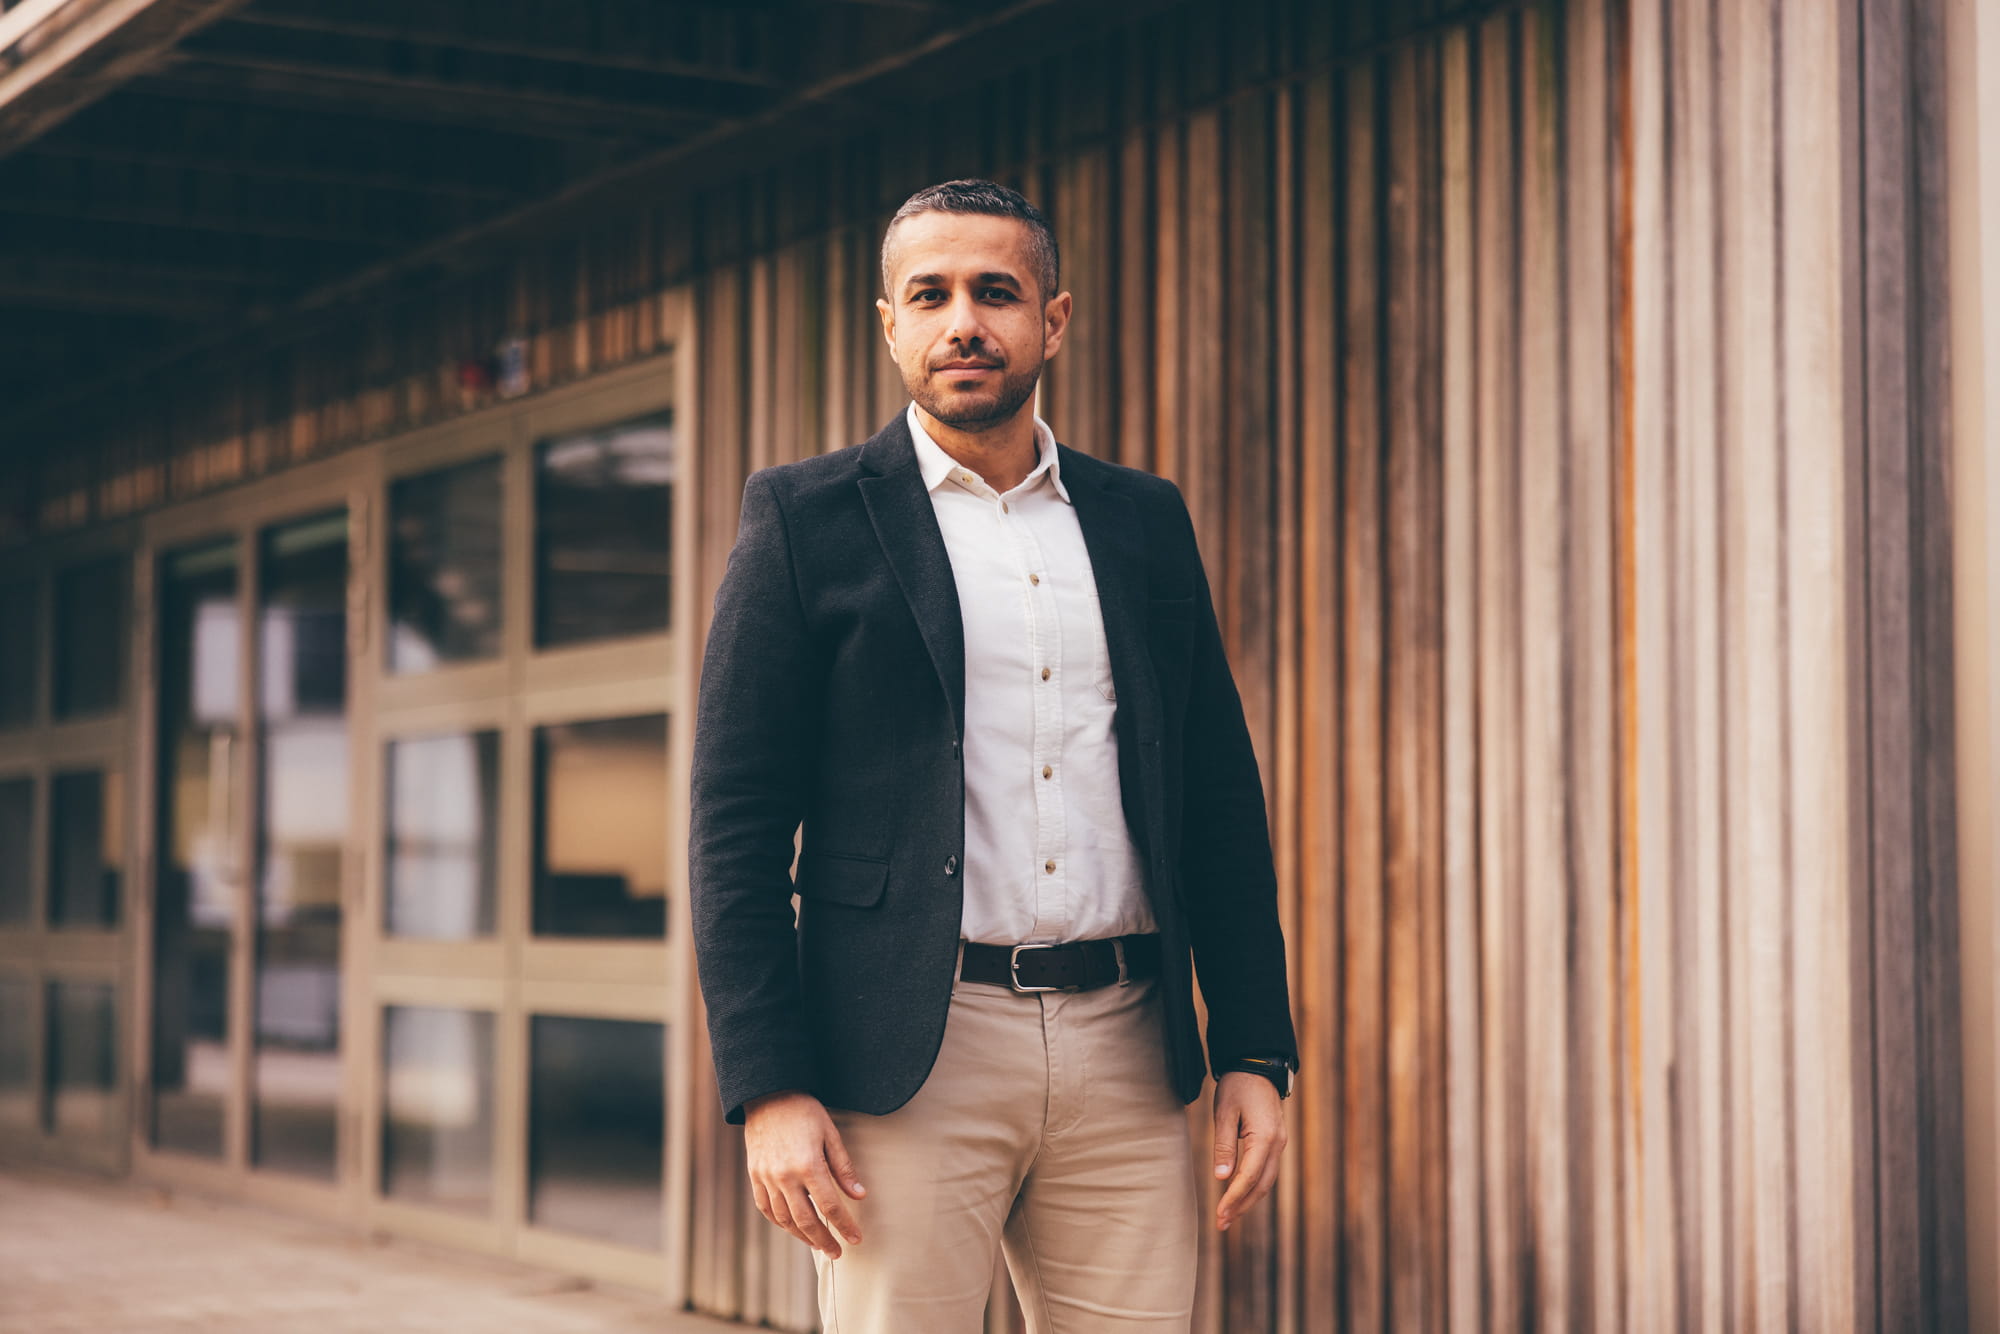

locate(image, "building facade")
(0, 0), (1988, 1329)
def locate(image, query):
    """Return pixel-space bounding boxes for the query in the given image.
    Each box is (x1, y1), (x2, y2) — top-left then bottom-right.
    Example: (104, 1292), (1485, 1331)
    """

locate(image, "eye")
(981, 288), (1017, 301)
(911, 289), (945, 304)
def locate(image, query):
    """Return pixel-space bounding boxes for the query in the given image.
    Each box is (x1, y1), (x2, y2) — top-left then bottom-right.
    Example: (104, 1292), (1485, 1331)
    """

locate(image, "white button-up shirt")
(906, 403), (1156, 946)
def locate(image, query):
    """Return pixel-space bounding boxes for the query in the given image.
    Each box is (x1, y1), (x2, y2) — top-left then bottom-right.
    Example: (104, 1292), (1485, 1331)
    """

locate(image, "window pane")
(50, 769), (121, 929)
(388, 457), (503, 672)
(385, 732), (499, 940)
(381, 1006), (494, 1214)
(151, 539), (238, 1159)
(533, 714), (668, 938)
(0, 975), (33, 1128)
(0, 578), (37, 728)
(0, 777), (31, 925)
(54, 556), (126, 719)
(528, 1015), (663, 1248)
(253, 512), (347, 1180)
(46, 980), (117, 1138)
(534, 412), (674, 648)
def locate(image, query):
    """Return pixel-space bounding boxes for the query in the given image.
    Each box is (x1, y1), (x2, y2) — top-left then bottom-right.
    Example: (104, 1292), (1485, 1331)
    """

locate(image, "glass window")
(0, 577), (37, 728)
(534, 412), (674, 648)
(0, 974), (33, 1127)
(533, 714), (668, 938)
(388, 456), (504, 672)
(528, 1014), (663, 1249)
(381, 1006), (495, 1214)
(384, 732), (500, 940)
(49, 769), (121, 929)
(46, 979), (117, 1138)
(252, 512), (347, 1180)
(0, 777), (32, 925)
(151, 539), (238, 1159)
(53, 556), (126, 719)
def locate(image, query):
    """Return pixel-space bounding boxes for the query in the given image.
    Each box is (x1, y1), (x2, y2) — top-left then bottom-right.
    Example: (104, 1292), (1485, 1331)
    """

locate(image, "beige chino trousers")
(813, 968), (1200, 1334)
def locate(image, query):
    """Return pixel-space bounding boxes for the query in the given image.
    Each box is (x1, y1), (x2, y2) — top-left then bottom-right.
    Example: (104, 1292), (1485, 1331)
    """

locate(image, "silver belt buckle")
(1009, 943), (1064, 993)
(1112, 937), (1131, 987)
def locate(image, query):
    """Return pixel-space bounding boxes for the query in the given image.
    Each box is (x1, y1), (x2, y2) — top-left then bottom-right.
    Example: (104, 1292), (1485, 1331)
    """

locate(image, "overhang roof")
(0, 0), (1158, 454)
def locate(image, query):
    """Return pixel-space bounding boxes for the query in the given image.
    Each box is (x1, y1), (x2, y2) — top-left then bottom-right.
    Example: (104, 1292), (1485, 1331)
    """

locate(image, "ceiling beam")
(0, 255), (280, 317)
(0, 0), (255, 159)
(221, 2), (786, 88)
(142, 53), (730, 142)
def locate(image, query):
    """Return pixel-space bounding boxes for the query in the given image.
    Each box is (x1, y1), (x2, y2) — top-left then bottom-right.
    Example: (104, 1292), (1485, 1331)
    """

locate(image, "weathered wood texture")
(4, 0), (1966, 1328)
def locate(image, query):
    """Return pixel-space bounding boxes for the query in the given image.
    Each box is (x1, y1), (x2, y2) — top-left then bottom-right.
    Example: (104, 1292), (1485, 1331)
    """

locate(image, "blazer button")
(944, 855), (958, 876)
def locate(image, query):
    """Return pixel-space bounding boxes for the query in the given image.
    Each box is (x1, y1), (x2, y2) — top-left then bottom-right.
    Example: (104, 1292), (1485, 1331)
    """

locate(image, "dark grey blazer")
(689, 413), (1297, 1123)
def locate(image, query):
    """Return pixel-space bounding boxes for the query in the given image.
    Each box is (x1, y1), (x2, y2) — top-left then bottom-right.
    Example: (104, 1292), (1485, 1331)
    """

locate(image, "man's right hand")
(742, 1090), (866, 1258)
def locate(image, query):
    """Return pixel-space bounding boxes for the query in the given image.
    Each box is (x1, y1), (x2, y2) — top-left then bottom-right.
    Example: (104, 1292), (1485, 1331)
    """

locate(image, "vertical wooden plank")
(1152, 115), (1186, 487)
(1717, 0), (1792, 1325)
(1437, 24), (1485, 1334)
(1625, 0), (1688, 1319)
(1516, 6), (1574, 1329)
(1780, 0), (1861, 1325)
(1182, 107), (1227, 558)
(1340, 57), (1388, 1334)
(1116, 126), (1156, 472)
(1382, 37), (1438, 1334)
(1294, 63), (1345, 1334)
(1666, 0), (1728, 1320)
(1473, 16), (1527, 1331)
(1561, 0), (1626, 1325)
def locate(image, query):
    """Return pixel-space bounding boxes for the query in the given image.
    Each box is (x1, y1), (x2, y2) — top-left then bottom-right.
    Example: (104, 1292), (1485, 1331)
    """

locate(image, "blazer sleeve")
(1167, 488), (1301, 1078)
(689, 470), (821, 1123)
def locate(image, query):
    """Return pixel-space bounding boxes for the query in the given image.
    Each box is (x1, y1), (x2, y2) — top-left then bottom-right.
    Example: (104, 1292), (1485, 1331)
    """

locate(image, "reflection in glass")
(50, 770), (121, 928)
(46, 980), (117, 1138)
(388, 457), (503, 672)
(54, 556), (126, 718)
(533, 714), (668, 938)
(381, 1006), (494, 1213)
(0, 578), (36, 728)
(151, 540), (238, 1158)
(528, 1014), (663, 1248)
(385, 732), (499, 940)
(252, 512), (347, 1180)
(0, 975), (32, 1127)
(534, 412), (674, 648)
(0, 778), (31, 925)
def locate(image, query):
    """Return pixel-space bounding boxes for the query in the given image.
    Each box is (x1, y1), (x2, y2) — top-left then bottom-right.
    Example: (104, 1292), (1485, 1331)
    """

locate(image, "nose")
(944, 291), (990, 347)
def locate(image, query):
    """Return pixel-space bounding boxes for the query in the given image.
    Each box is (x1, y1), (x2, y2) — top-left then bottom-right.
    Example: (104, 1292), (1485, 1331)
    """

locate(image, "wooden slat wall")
(9, 0), (1967, 1327)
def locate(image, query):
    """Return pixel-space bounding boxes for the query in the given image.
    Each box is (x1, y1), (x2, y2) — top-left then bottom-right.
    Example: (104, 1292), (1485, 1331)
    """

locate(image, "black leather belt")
(960, 935), (1160, 993)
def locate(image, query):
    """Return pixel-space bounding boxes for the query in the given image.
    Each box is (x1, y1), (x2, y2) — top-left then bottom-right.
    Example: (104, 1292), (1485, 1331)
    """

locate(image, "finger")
(824, 1126), (867, 1200)
(1212, 1104), (1243, 1181)
(1245, 1144), (1286, 1210)
(751, 1179), (776, 1228)
(811, 1168), (863, 1244)
(789, 1185), (842, 1257)
(1217, 1135), (1272, 1226)
(765, 1186), (808, 1246)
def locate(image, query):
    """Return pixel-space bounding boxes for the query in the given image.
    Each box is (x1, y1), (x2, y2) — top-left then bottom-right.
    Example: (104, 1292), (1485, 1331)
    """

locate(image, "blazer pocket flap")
(794, 853), (889, 907)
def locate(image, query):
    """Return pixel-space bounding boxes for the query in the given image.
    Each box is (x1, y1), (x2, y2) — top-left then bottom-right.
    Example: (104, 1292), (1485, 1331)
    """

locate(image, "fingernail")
(1215, 1164), (1232, 1178)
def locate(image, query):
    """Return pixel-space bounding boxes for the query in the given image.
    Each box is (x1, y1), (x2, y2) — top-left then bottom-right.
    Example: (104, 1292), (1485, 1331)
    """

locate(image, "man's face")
(876, 212), (1070, 433)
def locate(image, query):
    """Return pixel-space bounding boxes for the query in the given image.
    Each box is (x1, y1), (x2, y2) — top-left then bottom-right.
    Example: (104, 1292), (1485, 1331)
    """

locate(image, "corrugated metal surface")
(3, 0), (1964, 1327)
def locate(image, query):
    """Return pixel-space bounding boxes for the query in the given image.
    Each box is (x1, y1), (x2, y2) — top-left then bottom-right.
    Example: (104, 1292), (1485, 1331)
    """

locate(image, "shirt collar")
(906, 402), (1070, 504)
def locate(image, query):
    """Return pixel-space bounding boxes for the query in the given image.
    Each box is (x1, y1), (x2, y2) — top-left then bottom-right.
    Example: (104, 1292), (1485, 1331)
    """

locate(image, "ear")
(875, 296), (897, 353)
(1040, 290), (1073, 360)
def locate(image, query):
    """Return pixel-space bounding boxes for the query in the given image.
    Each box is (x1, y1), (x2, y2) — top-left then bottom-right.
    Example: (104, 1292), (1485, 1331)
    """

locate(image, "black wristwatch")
(1225, 1054), (1295, 1099)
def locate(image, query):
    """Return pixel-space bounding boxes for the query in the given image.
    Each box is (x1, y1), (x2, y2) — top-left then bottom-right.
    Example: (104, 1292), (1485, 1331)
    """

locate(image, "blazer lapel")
(1064, 447), (1156, 742)
(857, 415), (967, 740)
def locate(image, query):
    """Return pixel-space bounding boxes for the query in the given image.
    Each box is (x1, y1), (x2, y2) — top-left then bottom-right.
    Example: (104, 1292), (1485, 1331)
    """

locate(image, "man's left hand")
(1211, 1071), (1287, 1231)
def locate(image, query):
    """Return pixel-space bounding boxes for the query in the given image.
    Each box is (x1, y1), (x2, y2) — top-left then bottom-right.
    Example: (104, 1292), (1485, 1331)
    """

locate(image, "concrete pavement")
(0, 1168), (738, 1333)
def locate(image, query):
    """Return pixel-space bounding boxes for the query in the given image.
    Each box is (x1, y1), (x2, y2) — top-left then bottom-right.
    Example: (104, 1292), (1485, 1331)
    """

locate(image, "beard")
(907, 355), (1042, 433)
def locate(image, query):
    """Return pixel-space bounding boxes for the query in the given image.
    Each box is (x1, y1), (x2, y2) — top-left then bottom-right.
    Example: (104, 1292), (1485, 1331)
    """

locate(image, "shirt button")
(1045, 859), (1057, 874)
(945, 855), (958, 876)
(1029, 573), (1040, 585)
(1040, 667), (1051, 681)
(1042, 765), (1052, 779)
(1002, 502), (1010, 513)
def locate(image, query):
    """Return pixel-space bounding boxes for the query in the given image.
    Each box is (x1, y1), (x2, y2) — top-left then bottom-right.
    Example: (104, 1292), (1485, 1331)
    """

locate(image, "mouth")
(935, 362), (1000, 383)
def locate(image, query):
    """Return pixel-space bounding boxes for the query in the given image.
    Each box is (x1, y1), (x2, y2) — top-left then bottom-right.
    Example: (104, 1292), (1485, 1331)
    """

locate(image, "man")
(690, 179), (1296, 1333)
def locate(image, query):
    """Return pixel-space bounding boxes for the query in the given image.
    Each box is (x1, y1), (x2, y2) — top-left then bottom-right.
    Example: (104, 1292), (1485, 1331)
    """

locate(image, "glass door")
(147, 506), (353, 1187)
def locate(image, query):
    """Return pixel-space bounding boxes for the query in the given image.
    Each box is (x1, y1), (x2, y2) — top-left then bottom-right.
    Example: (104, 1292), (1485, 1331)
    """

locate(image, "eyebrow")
(902, 271), (1025, 292)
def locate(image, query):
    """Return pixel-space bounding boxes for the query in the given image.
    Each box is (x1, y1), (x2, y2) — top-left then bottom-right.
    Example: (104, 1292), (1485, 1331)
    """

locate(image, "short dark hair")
(880, 178), (1060, 303)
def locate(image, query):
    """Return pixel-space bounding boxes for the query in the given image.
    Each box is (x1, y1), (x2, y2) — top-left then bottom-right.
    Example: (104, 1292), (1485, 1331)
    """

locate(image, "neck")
(915, 401), (1040, 494)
